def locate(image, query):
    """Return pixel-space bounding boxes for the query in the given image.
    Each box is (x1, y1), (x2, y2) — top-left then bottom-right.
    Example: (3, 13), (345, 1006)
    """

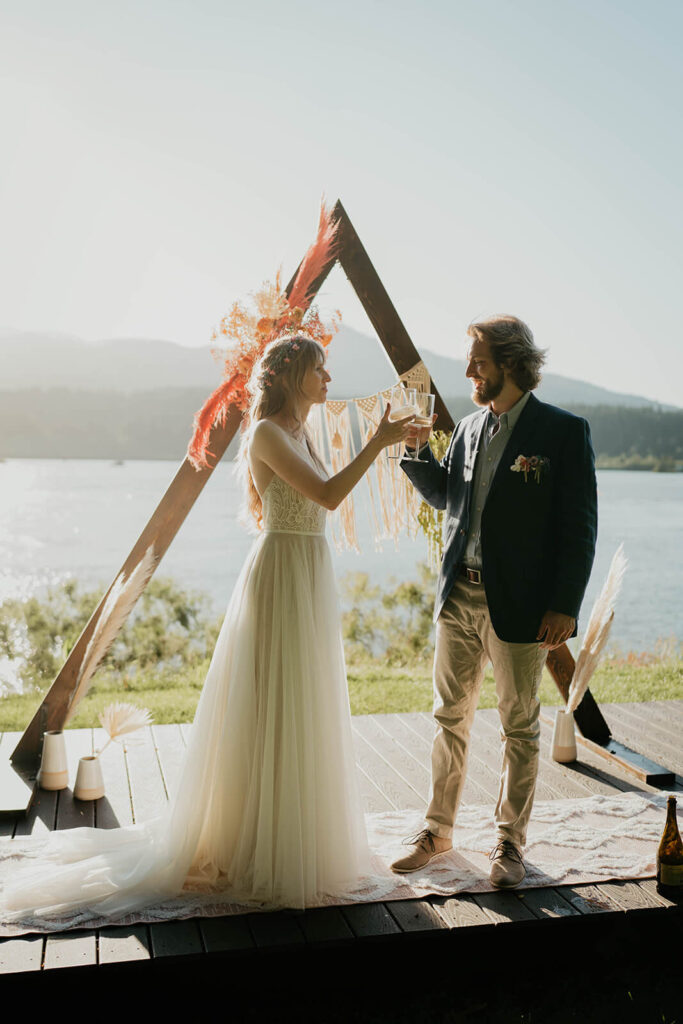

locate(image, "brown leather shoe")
(489, 840), (525, 888)
(390, 829), (452, 874)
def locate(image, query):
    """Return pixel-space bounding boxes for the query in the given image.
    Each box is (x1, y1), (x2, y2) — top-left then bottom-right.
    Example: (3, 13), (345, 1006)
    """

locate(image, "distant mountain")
(325, 328), (674, 410)
(0, 330), (219, 392)
(0, 326), (676, 410)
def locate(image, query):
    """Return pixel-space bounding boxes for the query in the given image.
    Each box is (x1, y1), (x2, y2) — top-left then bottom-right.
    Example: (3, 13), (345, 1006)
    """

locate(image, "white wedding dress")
(0, 447), (374, 926)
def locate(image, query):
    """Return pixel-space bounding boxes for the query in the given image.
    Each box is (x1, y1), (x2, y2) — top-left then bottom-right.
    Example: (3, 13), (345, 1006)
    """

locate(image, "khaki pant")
(426, 577), (547, 849)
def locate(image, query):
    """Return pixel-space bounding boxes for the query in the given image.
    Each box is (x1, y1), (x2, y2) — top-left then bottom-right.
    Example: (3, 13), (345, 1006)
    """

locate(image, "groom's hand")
(405, 413), (437, 450)
(536, 610), (575, 650)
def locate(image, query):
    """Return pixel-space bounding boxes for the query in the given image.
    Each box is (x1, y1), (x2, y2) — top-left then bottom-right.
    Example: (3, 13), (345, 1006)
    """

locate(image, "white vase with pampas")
(551, 544), (627, 763)
(74, 755), (105, 800)
(74, 702), (153, 802)
(551, 709), (577, 763)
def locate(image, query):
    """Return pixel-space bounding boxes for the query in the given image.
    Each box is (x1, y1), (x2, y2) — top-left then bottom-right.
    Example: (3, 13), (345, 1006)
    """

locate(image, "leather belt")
(459, 566), (482, 585)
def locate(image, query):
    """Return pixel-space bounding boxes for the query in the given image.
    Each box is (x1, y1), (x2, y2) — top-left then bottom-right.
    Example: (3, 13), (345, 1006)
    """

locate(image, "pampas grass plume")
(66, 545), (157, 723)
(566, 543), (627, 714)
(97, 702), (153, 755)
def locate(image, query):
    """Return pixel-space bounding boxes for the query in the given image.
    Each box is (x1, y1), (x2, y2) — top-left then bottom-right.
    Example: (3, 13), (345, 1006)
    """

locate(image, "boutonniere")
(510, 454), (550, 484)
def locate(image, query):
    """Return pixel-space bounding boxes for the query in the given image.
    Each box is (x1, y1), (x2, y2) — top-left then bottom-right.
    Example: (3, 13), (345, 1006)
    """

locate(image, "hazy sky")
(2, 0), (681, 405)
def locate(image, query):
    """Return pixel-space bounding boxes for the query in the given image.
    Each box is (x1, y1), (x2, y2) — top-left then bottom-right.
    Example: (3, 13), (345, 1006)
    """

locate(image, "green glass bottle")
(657, 796), (683, 898)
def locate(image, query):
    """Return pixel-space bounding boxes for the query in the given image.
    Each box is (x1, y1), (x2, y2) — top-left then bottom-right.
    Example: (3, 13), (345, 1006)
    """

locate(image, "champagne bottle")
(656, 796), (683, 897)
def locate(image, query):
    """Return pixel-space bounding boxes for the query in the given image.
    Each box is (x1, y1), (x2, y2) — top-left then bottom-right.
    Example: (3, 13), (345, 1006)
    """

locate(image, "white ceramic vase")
(74, 755), (105, 801)
(39, 730), (69, 790)
(551, 708), (577, 763)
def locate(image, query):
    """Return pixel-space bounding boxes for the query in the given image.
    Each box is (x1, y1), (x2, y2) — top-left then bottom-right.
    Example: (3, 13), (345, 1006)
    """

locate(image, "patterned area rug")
(0, 791), (669, 936)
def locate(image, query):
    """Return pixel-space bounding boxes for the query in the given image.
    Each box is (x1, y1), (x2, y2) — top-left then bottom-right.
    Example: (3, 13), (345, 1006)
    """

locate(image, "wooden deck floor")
(1, 701), (682, 982)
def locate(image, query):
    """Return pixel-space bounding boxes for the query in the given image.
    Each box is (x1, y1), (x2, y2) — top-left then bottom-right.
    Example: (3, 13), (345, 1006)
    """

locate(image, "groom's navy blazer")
(402, 393), (598, 642)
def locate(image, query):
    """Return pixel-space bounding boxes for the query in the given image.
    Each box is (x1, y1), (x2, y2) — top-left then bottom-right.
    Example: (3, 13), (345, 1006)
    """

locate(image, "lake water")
(0, 459), (681, 664)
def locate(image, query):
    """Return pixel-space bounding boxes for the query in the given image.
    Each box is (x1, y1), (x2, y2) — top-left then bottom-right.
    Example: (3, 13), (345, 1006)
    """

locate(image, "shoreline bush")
(0, 575), (680, 731)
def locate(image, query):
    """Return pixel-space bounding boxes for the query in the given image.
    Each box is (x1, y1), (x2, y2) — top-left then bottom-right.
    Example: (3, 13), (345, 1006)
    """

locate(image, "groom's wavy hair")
(467, 316), (546, 391)
(238, 333), (328, 531)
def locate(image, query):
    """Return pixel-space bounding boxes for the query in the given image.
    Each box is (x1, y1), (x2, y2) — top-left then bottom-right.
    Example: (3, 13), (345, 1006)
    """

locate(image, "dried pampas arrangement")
(566, 544), (628, 714)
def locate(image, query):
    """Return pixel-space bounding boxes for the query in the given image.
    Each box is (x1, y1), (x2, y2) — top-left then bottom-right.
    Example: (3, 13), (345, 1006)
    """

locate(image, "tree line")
(0, 389), (681, 466)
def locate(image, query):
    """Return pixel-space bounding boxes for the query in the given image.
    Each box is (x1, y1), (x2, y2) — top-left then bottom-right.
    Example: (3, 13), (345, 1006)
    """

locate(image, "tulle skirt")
(0, 530), (372, 923)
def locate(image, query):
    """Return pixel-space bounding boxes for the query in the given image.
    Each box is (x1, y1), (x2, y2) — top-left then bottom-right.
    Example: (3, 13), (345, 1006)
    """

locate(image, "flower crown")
(257, 336), (304, 389)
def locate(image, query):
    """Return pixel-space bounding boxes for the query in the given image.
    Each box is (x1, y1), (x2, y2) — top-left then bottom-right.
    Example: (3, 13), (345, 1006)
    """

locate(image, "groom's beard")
(470, 366), (505, 406)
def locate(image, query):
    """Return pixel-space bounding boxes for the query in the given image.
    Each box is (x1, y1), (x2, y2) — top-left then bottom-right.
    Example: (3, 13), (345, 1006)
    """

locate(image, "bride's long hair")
(238, 333), (328, 530)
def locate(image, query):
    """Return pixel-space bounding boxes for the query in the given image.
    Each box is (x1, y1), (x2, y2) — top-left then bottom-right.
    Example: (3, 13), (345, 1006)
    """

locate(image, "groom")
(393, 315), (597, 886)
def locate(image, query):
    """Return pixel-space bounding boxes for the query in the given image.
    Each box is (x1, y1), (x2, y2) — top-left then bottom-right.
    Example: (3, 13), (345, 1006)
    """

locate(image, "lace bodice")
(262, 474), (327, 536)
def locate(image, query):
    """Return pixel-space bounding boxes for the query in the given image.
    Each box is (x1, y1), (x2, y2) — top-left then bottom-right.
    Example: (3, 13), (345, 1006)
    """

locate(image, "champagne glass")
(386, 385), (418, 459)
(404, 392), (435, 462)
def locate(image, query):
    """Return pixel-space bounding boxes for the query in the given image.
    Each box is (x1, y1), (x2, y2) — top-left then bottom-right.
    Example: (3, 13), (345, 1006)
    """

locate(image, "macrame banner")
(312, 400), (360, 553)
(308, 362), (429, 553)
(399, 360), (431, 395)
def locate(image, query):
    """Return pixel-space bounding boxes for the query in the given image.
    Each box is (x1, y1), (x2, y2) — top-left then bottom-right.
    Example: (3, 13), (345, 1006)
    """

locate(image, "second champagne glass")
(404, 392), (435, 462)
(386, 385), (418, 459)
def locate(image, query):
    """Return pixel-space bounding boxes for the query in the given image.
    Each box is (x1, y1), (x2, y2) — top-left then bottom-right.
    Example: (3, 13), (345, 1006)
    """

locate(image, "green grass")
(351, 656), (683, 714)
(1, 655), (682, 732)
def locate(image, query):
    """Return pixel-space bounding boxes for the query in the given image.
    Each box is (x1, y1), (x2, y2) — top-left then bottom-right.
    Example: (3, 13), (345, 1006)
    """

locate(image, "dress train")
(0, 463), (375, 926)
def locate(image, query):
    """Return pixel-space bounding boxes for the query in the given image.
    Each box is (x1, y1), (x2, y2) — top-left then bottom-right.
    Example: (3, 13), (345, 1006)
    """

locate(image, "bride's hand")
(373, 404), (416, 449)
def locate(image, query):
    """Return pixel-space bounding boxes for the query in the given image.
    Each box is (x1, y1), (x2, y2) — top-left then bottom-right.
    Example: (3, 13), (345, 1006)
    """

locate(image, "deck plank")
(150, 723), (186, 803)
(98, 925), (151, 964)
(602, 704), (682, 775)
(0, 936), (44, 974)
(637, 877), (681, 910)
(595, 880), (664, 912)
(355, 759), (394, 813)
(0, 733), (30, 836)
(298, 907), (355, 944)
(351, 723), (415, 813)
(473, 890), (537, 925)
(92, 726), (134, 829)
(340, 902), (402, 937)
(149, 919), (203, 957)
(248, 911), (306, 949)
(124, 725), (170, 824)
(387, 898), (450, 933)
(199, 915), (256, 953)
(604, 700), (682, 749)
(625, 701), (683, 746)
(560, 883), (624, 915)
(432, 893), (492, 929)
(56, 729), (96, 832)
(517, 887), (580, 920)
(353, 716), (431, 804)
(13, 784), (58, 838)
(656, 700), (683, 722)
(350, 724), (423, 810)
(44, 930), (98, 970)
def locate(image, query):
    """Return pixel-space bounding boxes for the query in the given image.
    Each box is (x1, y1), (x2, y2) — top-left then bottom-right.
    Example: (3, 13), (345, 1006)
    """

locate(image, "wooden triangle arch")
(11, 199), (609, 770)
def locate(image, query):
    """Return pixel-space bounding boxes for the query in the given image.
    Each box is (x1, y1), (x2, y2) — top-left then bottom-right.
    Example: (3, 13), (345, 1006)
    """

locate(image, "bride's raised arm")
(249, 408), (413, 512)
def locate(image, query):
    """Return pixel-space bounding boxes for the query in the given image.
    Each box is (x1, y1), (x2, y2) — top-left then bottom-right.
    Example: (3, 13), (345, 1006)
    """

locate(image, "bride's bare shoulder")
(248, 419), (286, 456)
(248, 417), (278, 442)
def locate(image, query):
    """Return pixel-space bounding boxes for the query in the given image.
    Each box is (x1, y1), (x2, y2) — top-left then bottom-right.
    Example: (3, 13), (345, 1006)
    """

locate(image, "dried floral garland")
(187, 203), (341, 470)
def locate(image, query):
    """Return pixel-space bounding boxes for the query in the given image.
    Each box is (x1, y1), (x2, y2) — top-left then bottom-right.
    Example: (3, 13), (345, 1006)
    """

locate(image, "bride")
(0, 332), (414, 925)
